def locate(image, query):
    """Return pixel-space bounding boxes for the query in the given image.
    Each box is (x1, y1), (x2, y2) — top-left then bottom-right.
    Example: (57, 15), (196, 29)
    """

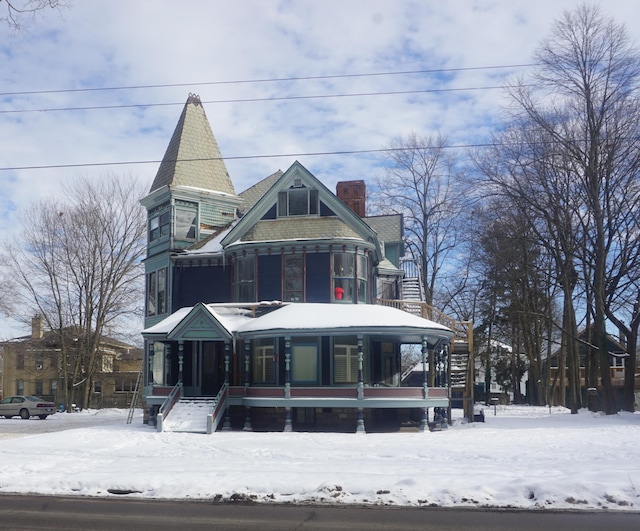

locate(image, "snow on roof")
(236, 303), (453, 337)
(143, 303), (454, 339)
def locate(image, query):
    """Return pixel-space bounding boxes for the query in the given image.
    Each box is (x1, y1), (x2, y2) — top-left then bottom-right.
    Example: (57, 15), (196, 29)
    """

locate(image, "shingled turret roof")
(149, 94), (236, 196)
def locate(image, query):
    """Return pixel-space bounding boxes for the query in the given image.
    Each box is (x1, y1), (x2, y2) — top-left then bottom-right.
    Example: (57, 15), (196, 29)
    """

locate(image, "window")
(35, 354), (44, 371)
(284, 255), (304, 302)
(101, 355), (114, 373)
(333, 252), (368, 303)
(357, 254), (368, 302)
(16, 379), (24, 395)
(236, 256), (256, 302)
(278, 187), (318, 217)
(116, 379), (135, 392)
(152, 342), (166, 385)
(35, 379), (43, 395)
(253, 339), (276, 384)
(175, 207), (197, 240)
(50, 379), (58, 395)
(94, 381), (102, 394)
(147, 267), (168, 316)
(149, 210), (170, 242)
(334, 340), (359, 383)
(333, 253), (354, 302)
(292, 340), (318, 383)
(16, 353), (24, 370)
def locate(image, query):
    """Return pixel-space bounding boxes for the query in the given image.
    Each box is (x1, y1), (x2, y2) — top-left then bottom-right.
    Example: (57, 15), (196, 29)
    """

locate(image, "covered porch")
(142, 302), (454, 433)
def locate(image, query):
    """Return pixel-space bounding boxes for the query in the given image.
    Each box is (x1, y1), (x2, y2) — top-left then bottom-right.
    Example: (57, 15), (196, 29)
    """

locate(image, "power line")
(0, 85), (516, 114)
(0, 143), (505, 172)
(0, 63), (536, 97)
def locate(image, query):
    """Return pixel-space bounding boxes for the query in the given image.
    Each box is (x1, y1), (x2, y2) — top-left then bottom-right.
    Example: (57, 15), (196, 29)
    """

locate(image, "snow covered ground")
(1, 405), (639, 511)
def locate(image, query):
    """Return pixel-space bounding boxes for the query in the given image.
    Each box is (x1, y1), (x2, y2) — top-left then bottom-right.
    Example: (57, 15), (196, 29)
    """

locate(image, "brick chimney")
(31, 316), (44, 339)
(336, 180), (366, 217)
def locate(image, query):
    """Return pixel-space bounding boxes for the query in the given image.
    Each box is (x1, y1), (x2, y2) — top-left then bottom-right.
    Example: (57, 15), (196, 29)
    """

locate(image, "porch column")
(357, 335), (364, 399)
(147, 342), (155, 385)
(420, 336), (428, 432)
(356, 335), (365, 433)
(224, 341), (231, 384)
(243, 341), (252, 431)
(222, 341), (231, 431)
(284, 337), (291, 399)
(178, 341), (184, 385)
(284, 337), (292, 432)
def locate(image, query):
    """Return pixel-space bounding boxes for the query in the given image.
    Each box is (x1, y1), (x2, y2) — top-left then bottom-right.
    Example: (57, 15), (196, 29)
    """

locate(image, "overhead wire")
(0, 63), (536, 97)
(0, 62), (537, 171)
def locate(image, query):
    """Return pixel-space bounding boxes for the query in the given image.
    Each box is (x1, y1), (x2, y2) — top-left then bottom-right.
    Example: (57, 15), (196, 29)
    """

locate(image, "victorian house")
(141, 94), (469, 433)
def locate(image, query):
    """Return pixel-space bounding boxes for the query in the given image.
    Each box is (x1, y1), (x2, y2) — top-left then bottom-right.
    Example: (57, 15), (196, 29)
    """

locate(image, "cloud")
(1, 0), (640, 337)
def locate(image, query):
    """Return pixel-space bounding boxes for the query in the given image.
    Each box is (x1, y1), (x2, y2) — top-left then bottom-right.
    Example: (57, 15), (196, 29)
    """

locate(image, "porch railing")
(156, 381), (182, 433)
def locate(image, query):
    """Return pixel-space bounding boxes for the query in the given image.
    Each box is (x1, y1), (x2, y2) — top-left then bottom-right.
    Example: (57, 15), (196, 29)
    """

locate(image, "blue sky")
(1, 0), (639, 338)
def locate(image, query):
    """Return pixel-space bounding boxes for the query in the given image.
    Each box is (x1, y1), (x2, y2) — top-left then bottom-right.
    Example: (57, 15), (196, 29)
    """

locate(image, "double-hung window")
(149, 209), (170, 242)
(147, 268), (167, 316)
(253, 339), (276, 384)
(236, 256), (256, 302)
(333, 338), (359, 383)
(284, 254), (304, 302)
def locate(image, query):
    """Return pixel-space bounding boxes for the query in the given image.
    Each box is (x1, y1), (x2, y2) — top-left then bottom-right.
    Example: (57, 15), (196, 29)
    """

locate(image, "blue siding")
(173, 264), (231, 307)
(258, 255), (282, 301)
(306, 253), (330, 302)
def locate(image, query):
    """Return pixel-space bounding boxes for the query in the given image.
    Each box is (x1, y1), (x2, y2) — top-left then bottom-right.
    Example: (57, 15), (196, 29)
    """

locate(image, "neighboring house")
(0, 317), (143, 409)
(547, 327), (640, 409)
(140, 94), (466, 433)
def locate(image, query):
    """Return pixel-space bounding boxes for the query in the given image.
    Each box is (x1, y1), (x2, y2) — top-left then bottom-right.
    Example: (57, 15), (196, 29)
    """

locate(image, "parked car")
(0, 396), (57, 419)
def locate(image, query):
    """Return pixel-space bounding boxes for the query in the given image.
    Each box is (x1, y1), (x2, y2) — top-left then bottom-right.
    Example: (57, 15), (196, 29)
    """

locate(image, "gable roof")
(149, 94), (236, 196)
(238, 170), (284, 214)
(221, 161), (383, 260)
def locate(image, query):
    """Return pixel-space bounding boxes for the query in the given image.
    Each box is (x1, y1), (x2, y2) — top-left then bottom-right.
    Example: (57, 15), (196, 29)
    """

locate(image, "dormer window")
(278, 186), (319, 217)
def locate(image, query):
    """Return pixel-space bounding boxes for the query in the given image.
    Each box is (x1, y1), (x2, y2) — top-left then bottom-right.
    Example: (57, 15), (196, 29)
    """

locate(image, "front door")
(201, 342), (225, 396)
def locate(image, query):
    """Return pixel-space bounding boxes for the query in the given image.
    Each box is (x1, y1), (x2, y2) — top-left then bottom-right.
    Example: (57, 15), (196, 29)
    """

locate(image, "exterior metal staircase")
(450, 340), (471, 389)
(162, 397), (217, 433)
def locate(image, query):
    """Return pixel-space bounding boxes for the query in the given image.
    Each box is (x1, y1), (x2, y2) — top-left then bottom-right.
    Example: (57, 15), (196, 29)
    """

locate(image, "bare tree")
(5, 174), (146, 409)
(371, 132), (467, 308)
(505, 4), (640, 414)
(1, 0), (69, 30)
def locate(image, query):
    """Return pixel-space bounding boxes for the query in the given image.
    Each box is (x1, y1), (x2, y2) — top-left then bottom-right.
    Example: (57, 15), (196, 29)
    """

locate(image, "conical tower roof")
(149, 94), (236, 196)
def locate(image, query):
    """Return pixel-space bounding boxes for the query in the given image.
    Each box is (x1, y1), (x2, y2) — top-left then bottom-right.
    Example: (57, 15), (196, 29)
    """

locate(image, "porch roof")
(142, 302), (454, 344)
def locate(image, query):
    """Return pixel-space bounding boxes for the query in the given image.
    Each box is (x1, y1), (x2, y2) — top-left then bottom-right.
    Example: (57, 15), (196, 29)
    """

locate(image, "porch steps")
(163, 397), (217, 433)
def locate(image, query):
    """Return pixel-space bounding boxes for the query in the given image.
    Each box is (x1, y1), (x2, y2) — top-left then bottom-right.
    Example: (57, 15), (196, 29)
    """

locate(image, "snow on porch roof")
(236, 303), (453, 340)
(142, 303), (453, 342)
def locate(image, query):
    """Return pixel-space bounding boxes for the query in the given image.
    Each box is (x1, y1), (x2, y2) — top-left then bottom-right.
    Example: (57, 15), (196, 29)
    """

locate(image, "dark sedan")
(0, 396), (57, 419)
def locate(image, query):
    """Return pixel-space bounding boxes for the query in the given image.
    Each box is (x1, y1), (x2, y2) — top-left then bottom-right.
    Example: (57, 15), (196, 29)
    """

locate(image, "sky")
(2, 0), (640, 339)
(1, 405), (639, 511)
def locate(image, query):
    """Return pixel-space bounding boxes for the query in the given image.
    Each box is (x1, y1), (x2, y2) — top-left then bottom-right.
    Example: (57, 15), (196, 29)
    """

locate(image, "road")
(0, 494), (638, 530)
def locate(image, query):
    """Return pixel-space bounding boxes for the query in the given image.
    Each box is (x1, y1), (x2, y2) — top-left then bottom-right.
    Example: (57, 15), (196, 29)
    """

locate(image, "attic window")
(278, 188), (319, 217)
(293, 178), (303, 188)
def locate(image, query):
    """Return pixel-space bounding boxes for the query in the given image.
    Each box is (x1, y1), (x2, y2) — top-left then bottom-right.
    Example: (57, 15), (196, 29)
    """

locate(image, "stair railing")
(156, 381), (183, 433)
(206, 382), (229, 434)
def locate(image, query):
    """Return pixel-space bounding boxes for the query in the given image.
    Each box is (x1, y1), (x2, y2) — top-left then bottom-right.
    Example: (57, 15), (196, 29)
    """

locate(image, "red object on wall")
(334, 286), (344, 300)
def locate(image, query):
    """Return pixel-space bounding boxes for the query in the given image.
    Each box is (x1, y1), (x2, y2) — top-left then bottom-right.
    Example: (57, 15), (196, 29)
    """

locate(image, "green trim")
(166, 303), (233, 341)
(221, 161), (383, 262)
